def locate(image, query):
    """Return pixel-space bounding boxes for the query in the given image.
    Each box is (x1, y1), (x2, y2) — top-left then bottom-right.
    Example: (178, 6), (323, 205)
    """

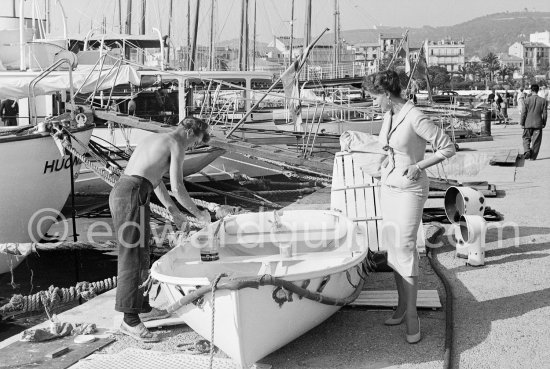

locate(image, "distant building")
(509, 32), (550, 74)
(266, 35), (356, 78)
(379, 33), (403, 60)
(424, 39), (465, 72)
(266, 35), (354, 67)
(497, 53), (523, 78)
(350, 42), (379, 74)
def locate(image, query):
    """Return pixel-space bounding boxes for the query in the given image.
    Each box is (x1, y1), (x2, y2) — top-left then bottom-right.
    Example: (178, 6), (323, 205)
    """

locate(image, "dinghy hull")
(152, 210), (368, 368)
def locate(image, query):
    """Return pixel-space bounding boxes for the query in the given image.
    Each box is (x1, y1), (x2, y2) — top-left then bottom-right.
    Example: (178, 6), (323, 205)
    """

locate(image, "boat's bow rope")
(165, 256), (375, 314)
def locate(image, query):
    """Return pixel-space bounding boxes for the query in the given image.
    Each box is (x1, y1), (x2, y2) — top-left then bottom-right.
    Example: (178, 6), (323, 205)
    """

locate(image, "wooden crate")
(330, 152), (425, 252)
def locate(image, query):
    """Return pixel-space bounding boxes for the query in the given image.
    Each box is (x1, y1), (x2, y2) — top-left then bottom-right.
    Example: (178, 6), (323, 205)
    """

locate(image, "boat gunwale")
(0, 124), (95, 144)
(151, 210), (368, 287)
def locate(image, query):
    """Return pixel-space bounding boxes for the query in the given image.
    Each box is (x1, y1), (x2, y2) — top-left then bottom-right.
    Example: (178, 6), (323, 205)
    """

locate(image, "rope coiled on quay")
(0, 277), (118, 317)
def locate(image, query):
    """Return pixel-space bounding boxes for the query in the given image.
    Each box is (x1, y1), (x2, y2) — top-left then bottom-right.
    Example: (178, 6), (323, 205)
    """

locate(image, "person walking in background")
(362, 70), (455, 344)
(520, 84), (547, 160)
(537, 86), (548, 100)
(0, 99), (19, 126)
(517, 88), (526, 115)
(127, 98), (136, 116)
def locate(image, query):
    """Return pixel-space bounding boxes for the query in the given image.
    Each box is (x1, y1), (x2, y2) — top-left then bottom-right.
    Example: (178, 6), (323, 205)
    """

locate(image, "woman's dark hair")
(362, 70), (402, 97)
(179, 116), (211, 143)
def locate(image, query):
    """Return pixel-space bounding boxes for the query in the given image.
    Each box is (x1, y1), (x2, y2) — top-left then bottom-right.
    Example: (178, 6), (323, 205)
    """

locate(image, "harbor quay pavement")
(1, 106), (549, 368)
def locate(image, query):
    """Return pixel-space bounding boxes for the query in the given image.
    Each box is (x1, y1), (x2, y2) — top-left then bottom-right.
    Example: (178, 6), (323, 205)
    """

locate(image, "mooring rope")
(0, 276), (118, 317)
(209, 273), (226, 369)
(166, 258), (371, 314)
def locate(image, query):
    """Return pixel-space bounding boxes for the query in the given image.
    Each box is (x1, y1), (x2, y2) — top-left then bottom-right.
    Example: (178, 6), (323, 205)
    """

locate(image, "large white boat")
(151, 209), (368, 368)
(0, 6), (129, 274)
(0, 122), (94, 274)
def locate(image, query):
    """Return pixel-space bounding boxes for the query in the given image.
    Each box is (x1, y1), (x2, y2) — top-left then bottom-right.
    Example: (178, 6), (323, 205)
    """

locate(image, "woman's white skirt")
(381, 183), (428, 277)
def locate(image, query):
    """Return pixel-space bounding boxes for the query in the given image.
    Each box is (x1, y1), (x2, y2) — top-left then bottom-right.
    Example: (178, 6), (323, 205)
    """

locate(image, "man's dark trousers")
(522, 128), (543, 160)
(109, 174), (153, 314)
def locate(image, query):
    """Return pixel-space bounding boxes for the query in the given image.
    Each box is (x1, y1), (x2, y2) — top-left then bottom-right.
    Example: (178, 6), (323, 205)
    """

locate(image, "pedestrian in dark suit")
(520, 84), (547, 160)
(0, 99), (19, 126)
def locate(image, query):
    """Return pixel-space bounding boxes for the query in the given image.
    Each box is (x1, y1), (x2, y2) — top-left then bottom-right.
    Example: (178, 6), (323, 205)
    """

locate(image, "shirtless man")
(109, 117), (211, 342)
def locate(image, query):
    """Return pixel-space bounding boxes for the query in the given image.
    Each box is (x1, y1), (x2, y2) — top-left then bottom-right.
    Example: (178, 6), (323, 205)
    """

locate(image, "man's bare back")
(124, 132), (182, 188)
(121, 119), (211, 226)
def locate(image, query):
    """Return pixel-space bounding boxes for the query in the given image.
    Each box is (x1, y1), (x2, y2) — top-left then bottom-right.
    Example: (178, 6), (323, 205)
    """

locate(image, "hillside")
(340, 11), (550, 57)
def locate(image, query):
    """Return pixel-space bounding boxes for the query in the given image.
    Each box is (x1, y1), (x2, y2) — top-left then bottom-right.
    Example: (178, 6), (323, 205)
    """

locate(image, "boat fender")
(316, 275), (331, 293)
(272, 287), (293, 307)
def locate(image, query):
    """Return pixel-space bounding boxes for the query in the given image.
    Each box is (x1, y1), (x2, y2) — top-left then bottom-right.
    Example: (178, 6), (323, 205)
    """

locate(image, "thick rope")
(166, 262), (369, 314)
(209, 273), (226, 369)
(0, 277), (117, 317)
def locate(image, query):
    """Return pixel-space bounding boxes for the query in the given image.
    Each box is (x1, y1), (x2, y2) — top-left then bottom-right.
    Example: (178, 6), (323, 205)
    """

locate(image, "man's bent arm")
(154, 182), (180, 213)
(169, 144), (204, 218)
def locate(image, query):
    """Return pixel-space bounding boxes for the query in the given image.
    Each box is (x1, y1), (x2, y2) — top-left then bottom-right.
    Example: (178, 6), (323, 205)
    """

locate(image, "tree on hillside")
(482, 52), (500, 82)
(458, 65), (469, 81)
(495, 64), (516, 83)
(469, 62), (484, 82)
(427, 66), (450, 91)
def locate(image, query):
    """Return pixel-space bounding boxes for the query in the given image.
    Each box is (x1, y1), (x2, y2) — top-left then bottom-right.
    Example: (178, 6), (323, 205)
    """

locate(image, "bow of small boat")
(152, 210), (367, 284)
(151, 209), (369, 368)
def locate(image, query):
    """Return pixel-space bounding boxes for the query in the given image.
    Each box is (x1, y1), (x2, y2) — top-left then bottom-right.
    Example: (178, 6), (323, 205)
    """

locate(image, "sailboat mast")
(244, 0), (249, 70)
(167, 0), (173, 65)
(333, 0), (340, 77)
(46, 0), (51, 34)
(140, 0), (146, 35)
(125, 0), (132, 34)
(209, 0), (215, 70)
(252, 0), (257, 71)
(187, 0), (191, 68)
(238, 0), (246, 71)
(189, 0), (200, 71)
(118, 0), (122, 33)
(289, 0), (295, 64)
(304, 0), (311, 47)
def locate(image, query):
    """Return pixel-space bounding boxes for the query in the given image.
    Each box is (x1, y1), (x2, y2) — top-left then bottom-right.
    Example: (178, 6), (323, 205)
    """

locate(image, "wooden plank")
(454, 136), (493, 143)
(428, 177), (460, 191)
(362, 172), (380, 251)
(350, 290), (441, 309)
(416, 223), (427, 255)
(332, 183), (379, 191)
(429, 186), (497, 198)
(94, 110), (171, 133)
(343, 154), (359, 235)
(373, 178), (383, 251)
(46, 346), (70, 359)
(489, 149), (519, 166)
(209, 137), (333, 175)
(0, 336), (114, 369)
(330, 153), (346, 215)
(352, 155), (370, 251)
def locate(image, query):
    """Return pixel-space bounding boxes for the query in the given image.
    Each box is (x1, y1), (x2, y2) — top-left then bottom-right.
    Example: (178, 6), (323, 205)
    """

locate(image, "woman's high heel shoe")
(384, 310), (406, 326)
(406, 317), (421, 344)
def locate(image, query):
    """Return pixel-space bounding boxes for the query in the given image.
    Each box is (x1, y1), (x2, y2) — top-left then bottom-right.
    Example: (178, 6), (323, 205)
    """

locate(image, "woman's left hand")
(402, 164), (422, 181)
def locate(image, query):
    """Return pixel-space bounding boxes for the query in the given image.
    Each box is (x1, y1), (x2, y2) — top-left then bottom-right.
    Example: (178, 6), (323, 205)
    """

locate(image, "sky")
(4, 0), (550, 47)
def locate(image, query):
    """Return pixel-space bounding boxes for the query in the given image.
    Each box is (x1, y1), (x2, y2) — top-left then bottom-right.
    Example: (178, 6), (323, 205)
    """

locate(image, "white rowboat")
(151, 209), (369, 368)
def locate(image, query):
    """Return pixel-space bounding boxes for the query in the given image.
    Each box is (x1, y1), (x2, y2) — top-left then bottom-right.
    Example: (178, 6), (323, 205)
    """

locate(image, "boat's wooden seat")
(330, 151), (425, 252)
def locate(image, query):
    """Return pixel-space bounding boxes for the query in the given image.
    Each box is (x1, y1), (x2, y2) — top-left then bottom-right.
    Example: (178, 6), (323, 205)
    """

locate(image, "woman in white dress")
(362, 70), (456, 343)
